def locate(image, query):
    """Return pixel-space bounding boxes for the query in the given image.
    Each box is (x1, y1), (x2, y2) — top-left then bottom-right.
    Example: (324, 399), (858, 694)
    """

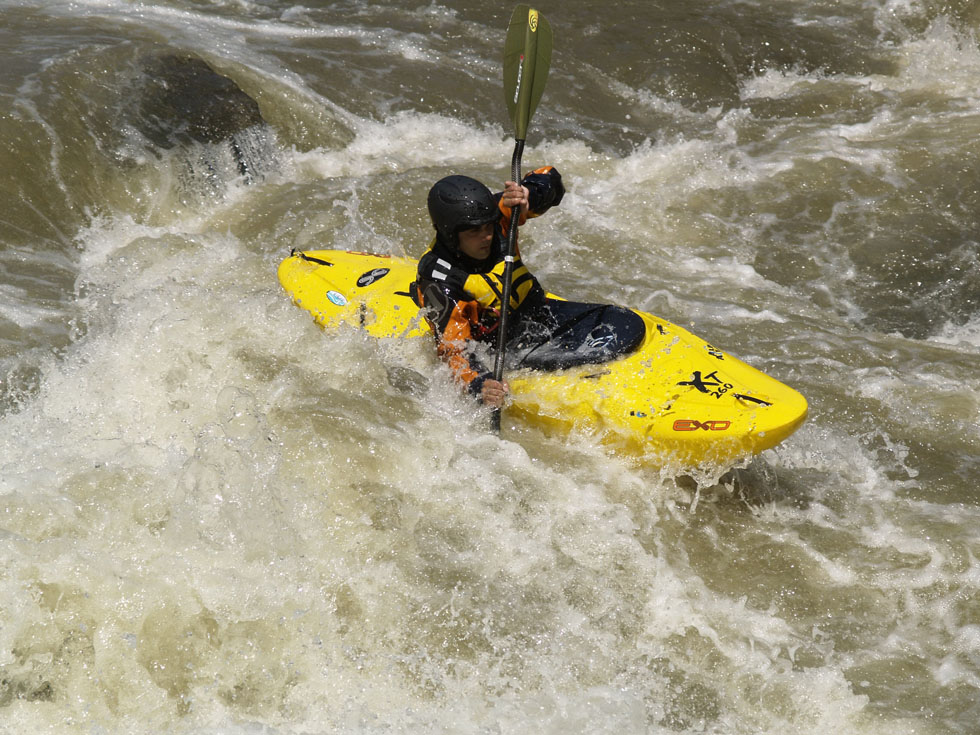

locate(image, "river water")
(1, 0), (979, 733)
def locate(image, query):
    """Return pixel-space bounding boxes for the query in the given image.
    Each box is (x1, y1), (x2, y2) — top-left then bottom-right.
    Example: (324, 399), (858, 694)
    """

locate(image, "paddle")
(491, 4), (553, 432)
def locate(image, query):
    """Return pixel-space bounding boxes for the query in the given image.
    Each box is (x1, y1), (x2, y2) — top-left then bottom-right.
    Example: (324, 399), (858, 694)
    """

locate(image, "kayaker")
(413, 169), (645, 409)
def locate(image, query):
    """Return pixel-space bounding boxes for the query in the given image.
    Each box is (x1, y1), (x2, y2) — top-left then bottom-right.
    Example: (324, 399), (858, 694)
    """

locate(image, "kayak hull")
(278, 250), (807, 467)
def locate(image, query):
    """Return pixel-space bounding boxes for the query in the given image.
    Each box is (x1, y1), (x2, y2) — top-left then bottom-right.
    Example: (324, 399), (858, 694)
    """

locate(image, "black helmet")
(427, 175), (500, 247)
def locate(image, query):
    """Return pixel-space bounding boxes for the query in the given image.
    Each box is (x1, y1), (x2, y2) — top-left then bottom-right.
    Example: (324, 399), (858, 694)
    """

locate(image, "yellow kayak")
(278, 249), (807, 467)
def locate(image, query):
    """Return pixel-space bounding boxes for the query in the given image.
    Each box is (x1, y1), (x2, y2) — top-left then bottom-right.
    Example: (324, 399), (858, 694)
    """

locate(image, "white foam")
(930, 314), (980, 349)
(296, 111), (508, 178)
(892, 18), (980, 99)
(5, 2), (980, 733)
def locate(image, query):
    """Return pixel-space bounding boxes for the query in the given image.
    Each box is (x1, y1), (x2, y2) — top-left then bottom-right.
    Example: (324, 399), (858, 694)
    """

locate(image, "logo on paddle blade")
(514, 54), (524, 104)
(529, 9), (538, 32)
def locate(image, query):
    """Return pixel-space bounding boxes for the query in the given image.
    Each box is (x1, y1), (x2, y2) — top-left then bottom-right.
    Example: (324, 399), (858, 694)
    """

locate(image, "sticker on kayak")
(357, 268), (390, 287)
(673, 419), (732, 432)
(326, 290), (348, 306)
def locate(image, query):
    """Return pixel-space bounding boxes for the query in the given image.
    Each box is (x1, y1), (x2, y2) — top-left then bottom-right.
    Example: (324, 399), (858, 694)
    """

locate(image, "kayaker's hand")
(481, 379), (510, 408)
(502, 181), (530, 219)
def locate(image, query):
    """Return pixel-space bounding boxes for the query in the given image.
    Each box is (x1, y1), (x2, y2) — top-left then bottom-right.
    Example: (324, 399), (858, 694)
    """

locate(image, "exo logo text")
(672, 419), (732, 432)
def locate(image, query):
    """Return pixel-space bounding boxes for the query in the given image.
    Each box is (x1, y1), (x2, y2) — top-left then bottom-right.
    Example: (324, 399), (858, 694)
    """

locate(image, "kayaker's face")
(458, 222), (494, 260)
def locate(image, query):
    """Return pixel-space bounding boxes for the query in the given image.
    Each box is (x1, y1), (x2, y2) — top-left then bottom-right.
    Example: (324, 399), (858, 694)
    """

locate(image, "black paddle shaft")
(490, 139), (525, 431)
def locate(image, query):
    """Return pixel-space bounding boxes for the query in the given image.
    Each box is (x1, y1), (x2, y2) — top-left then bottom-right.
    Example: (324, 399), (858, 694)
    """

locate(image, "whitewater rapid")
(2, 1), (980, 733)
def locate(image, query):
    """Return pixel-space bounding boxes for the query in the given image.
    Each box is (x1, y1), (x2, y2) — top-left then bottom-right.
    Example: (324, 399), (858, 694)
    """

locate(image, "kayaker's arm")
(522, 166), (564, 216)
(416, 281), (497, 401)
(495, 166), (565, 228)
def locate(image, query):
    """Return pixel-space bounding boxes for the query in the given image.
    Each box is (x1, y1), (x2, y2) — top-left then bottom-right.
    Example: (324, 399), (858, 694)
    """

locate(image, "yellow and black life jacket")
(461, 255), (536, 312)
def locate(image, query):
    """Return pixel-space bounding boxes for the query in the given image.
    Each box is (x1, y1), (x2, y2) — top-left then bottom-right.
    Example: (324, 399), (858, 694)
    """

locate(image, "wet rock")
(136, 54), (264, 149)
(132, 53), (278, 183)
